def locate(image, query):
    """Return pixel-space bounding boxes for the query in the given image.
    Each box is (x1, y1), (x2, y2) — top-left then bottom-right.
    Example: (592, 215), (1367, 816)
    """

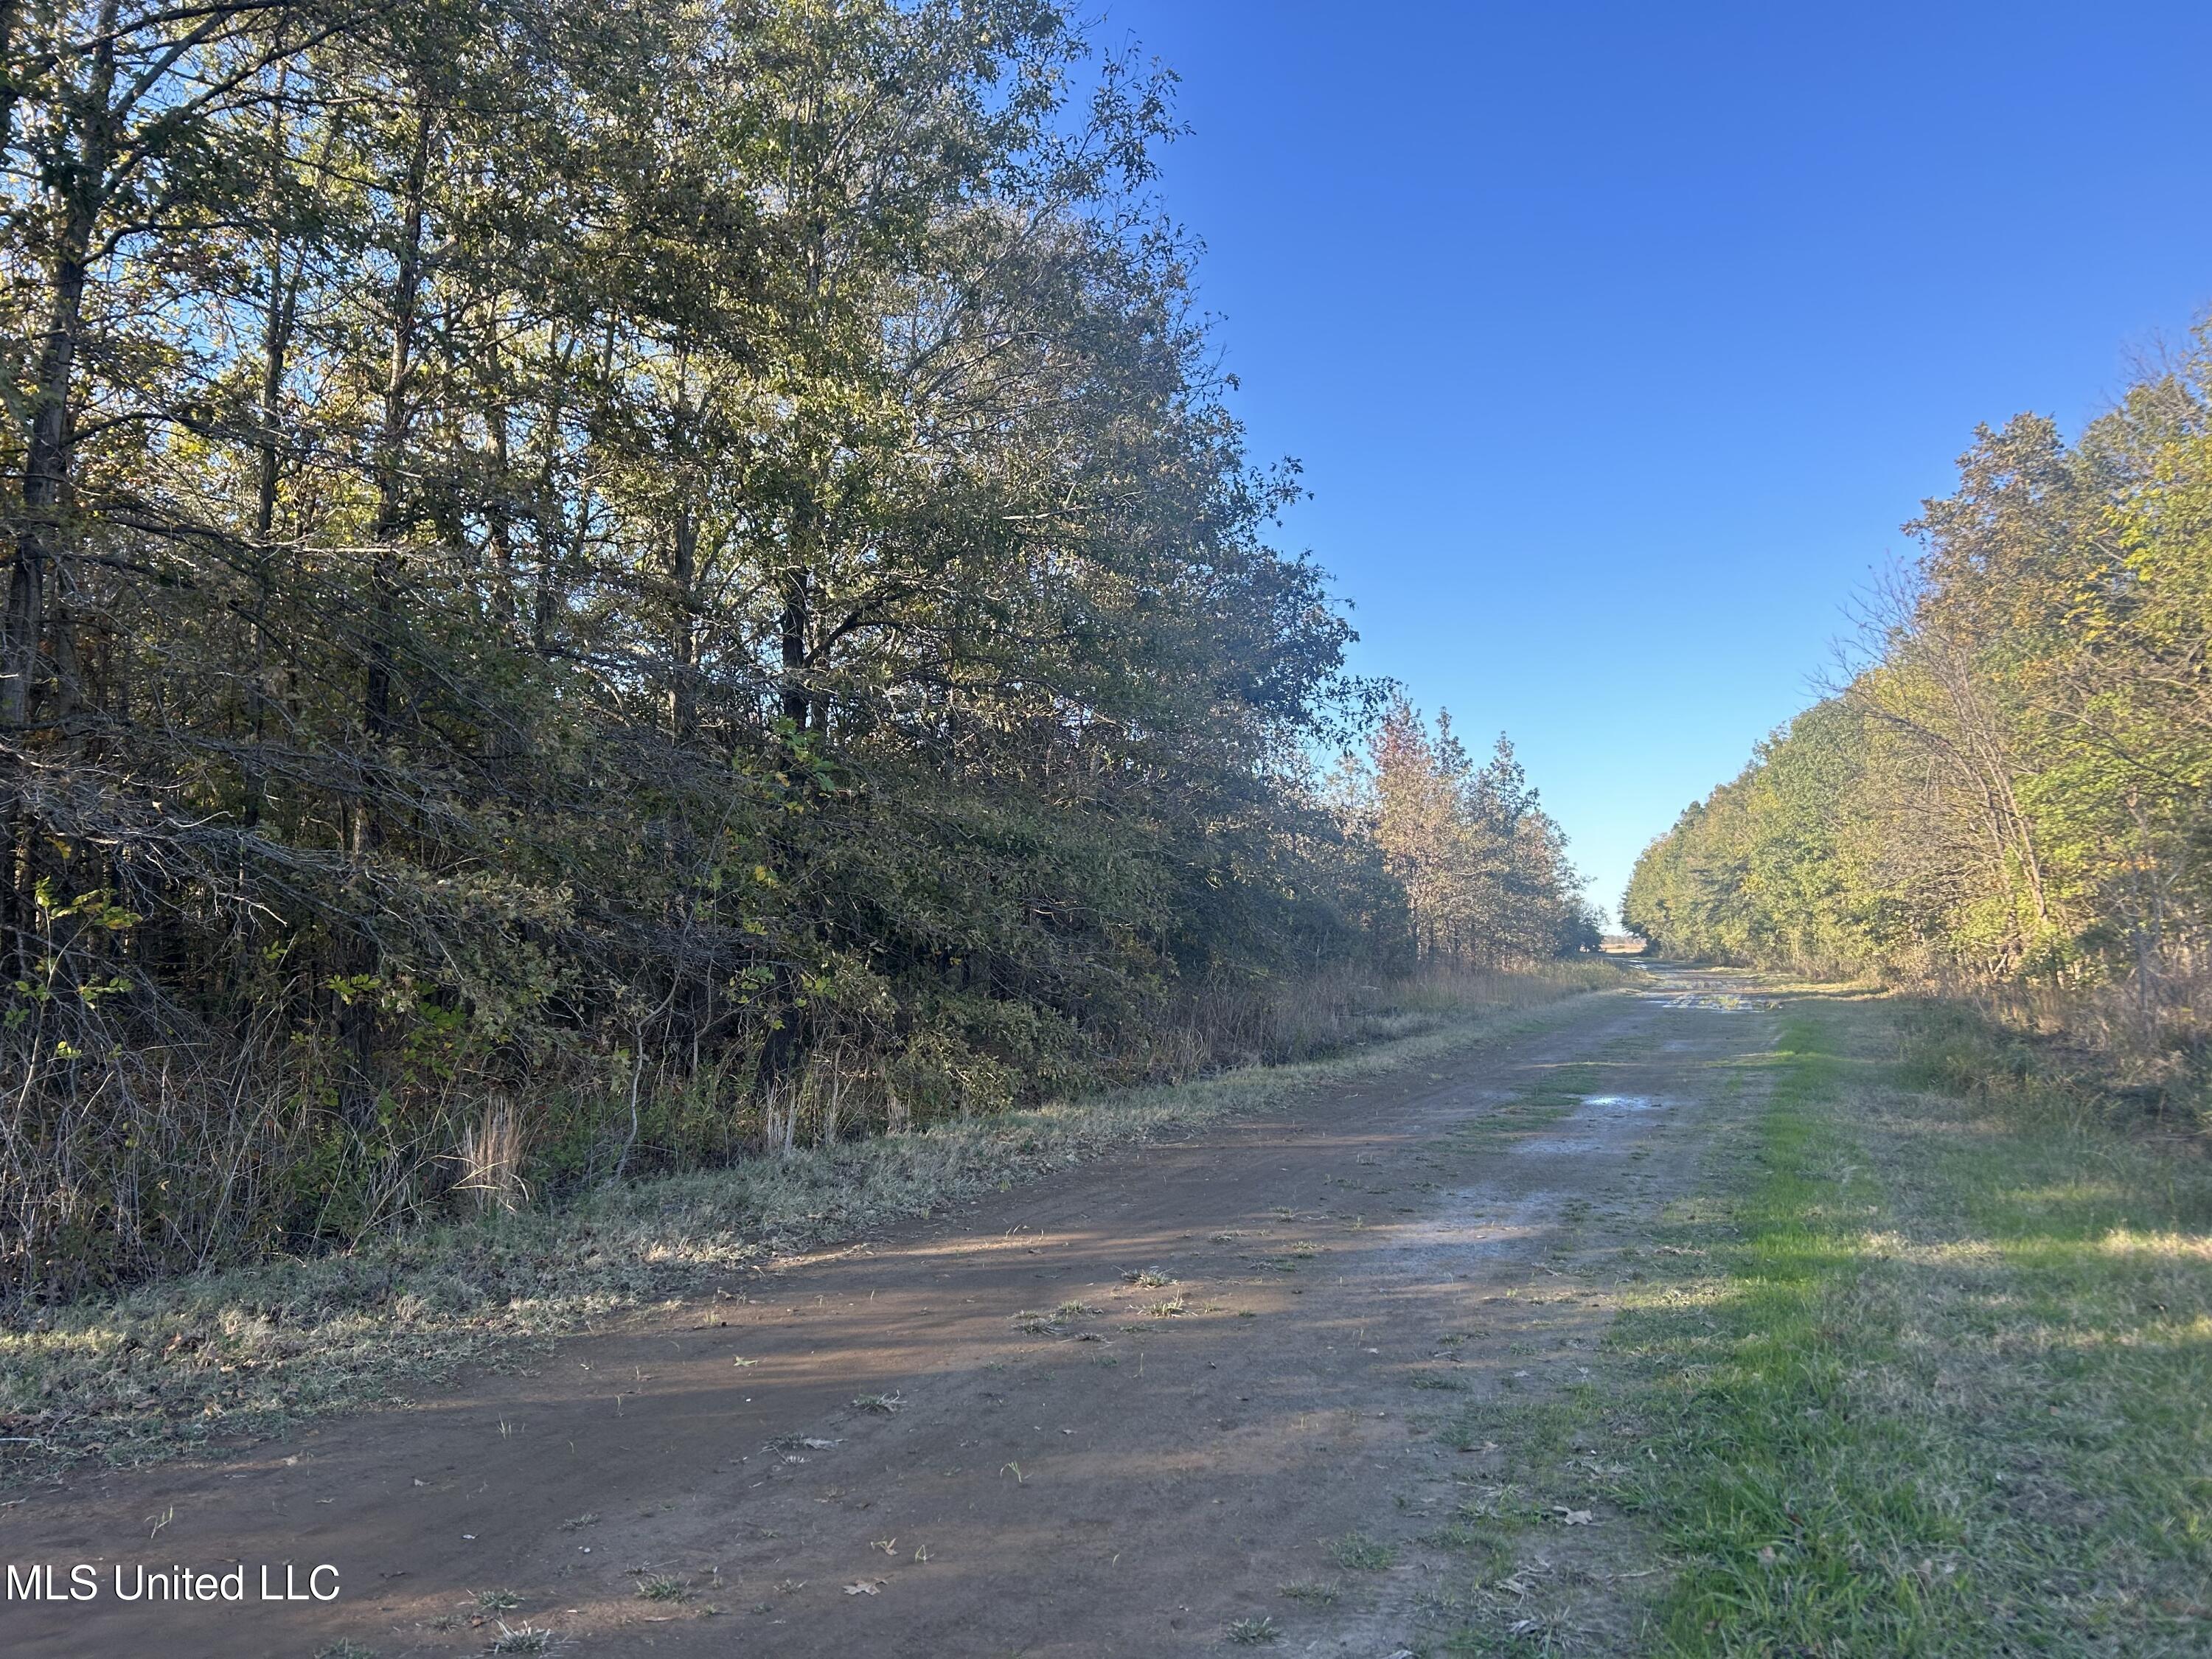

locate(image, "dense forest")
(0, 0), (1595, 1292)
(1625, 340), (2212, 1101)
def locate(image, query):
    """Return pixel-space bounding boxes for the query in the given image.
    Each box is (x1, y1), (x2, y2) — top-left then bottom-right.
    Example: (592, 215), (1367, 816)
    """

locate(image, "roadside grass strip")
(1622, 1004), (2212, 1658)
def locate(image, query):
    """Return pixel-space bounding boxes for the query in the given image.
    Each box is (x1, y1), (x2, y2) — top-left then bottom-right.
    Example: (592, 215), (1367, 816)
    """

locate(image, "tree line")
(1625, 333), (2212, 1098)
(1341, 699), (1594, 966)
(0, 0), (1593, 1292)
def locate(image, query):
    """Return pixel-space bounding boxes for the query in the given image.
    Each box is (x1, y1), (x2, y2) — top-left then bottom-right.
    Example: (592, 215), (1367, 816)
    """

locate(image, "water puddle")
(1516, 1135), (1602, 1155)
(1509, 1093), (1669, 1156)
(1579, 1093), (1660, 1115)
(1654, 991), (1776, 1012)
(1636, 972), (1780, 1012)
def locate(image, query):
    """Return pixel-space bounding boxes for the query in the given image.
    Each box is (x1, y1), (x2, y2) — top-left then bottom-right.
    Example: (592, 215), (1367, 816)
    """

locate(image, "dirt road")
(2, 968), (1773, 1657)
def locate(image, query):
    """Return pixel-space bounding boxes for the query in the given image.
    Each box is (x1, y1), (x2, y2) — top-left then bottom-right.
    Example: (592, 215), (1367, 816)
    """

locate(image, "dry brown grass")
(0, 962), (1628, 1482)
(453, 1098), (530, 1216)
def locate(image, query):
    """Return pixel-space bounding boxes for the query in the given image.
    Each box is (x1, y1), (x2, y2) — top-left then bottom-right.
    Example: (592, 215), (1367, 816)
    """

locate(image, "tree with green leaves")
(1627, 337), (2212, 1098)
(0, 1), (1590, 1293)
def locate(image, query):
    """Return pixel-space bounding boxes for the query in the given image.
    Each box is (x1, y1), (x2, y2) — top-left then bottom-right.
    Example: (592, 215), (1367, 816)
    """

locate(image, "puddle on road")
(1394, 1093), (1678, 1269)
(1511, 1094), (1669, 1157)
(1517, 1135), (1602, 1155)
(1644, 991), (1776, 1011)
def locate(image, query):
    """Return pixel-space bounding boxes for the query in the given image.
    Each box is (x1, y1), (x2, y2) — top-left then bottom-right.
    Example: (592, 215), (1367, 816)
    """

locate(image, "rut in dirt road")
(1, 970), (1773, 1658)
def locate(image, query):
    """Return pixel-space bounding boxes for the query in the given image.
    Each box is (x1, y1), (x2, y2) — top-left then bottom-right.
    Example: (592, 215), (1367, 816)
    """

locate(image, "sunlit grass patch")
(1623, 1000), (2212, 1657)
(2093, 1225), (2212, 1262)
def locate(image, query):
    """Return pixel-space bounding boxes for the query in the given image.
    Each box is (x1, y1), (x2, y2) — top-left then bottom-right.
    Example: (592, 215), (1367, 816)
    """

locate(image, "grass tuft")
(1329, 1530), (1397, 1571)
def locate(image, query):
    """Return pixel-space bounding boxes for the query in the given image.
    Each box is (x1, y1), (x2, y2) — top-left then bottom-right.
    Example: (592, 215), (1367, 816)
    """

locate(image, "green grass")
(1395, 991), (2212, 1655)
(1329, 1529), (1399, 1571)
(1620, 1001), (2212, 1656)
(1627, 1012), (1958, 1652)
(1436, 1394), (1586, 1460)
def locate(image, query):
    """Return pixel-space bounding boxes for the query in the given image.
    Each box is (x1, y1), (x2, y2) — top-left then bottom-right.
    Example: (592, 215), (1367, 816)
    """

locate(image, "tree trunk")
(779, 563), (810, 731)
(341, 103), (432, 1113)
(245, 240), (302, 832)
(354, 105), (432, 859)
(2, 0), (117, 975)
(670, 507), (699, 745)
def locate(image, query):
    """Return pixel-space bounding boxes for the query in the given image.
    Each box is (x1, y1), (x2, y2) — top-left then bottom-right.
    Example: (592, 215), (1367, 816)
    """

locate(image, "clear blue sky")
(1101, 0), (2212, 923)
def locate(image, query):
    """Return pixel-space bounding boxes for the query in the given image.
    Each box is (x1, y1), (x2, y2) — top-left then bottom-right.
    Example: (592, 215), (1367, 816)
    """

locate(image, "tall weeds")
(0, 961), (1619, 1472)
(0, 961), (1618, 1301)
(1898, 995), (2205, 1135)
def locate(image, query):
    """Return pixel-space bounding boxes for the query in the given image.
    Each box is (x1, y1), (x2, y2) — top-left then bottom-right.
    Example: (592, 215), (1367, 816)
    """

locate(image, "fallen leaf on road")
(843, 1580), (883, 1596)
